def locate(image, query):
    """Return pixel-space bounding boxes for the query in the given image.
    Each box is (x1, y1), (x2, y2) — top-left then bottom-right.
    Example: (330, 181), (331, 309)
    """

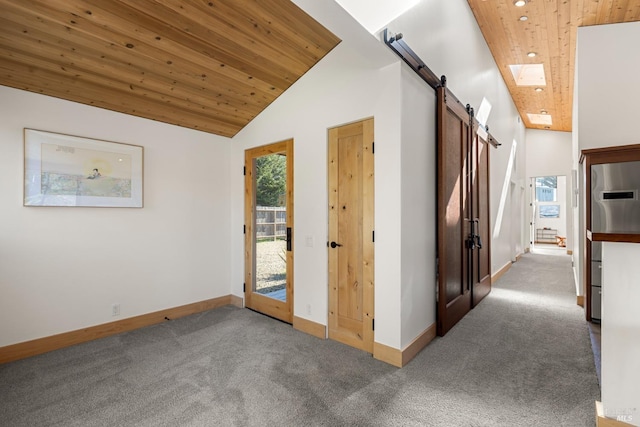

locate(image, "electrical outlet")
(112, 303), (120, 316)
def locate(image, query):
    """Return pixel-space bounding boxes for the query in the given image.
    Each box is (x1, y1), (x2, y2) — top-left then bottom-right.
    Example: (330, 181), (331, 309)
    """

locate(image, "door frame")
(244, 139), (294, 324)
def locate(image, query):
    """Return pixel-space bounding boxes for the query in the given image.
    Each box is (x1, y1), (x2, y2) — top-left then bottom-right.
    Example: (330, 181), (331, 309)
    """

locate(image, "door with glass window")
(244, 140), (293, 323)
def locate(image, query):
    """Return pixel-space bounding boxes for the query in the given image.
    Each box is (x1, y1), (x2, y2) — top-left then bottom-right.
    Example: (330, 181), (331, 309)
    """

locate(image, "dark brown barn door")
(437, 86), (491, 336)
(437, 86), (472, 336)
(471, 129), (492, 306)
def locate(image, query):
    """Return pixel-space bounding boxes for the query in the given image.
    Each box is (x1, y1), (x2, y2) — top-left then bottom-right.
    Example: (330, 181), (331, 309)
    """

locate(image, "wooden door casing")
(328, 118), (375, 353)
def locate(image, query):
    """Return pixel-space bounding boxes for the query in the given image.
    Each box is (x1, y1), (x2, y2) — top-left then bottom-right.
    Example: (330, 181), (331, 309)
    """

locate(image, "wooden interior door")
(437, 87), (472, 336)
(471, 130), (491, 306)
(328, 118), (374, 353)
(244, 139), (293, 324)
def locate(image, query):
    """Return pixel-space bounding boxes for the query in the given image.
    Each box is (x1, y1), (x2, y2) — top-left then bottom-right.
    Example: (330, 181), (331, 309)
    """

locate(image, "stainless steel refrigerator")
(590, 160), (640, 322)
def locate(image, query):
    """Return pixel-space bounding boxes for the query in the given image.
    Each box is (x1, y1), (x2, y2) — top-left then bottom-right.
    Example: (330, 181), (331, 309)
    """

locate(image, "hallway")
(411, 251), (601, 425)
(0, 254), (600, 426)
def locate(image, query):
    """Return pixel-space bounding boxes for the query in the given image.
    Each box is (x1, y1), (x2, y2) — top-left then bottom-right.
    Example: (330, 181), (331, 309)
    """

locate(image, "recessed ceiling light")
(527, 52), (537, 57)
(519, 15), (528, 21)
(514, 0), (527, 7)
(535, 87), (543, 92)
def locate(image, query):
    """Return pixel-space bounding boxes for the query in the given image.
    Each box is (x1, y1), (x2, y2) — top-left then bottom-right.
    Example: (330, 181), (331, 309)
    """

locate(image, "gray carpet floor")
(0, 253), (600, 426)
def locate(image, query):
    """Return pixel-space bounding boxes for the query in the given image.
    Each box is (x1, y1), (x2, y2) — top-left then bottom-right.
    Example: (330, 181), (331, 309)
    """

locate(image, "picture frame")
(24, 129), (143, 207)
(539, 204), (560, 218)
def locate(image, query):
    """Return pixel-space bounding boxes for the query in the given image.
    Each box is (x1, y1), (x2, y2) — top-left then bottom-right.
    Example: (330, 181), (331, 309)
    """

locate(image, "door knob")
(330, 241), (343, 248)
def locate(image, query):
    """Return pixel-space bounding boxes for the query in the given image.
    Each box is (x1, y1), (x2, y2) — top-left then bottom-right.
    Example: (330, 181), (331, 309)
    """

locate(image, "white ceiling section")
(335, 0), (421, 34)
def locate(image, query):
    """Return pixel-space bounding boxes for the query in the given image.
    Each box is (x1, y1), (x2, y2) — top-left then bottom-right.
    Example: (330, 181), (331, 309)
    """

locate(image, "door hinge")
(243, 224), (246, 234)
(372, 230), (375, 242)
(243, 166), (246, 176)
(372, 142), (375, 154)
(372, 318), (375, 331)
(243, 283), (246, 293)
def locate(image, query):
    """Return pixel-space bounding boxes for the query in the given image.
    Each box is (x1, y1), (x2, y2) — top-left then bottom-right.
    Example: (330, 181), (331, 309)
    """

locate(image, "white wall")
(576, 21), (640, 425)
(572, 47), (583, 296)
(525, 130), (573, 178)
(0, 86), (232, 347)
(0, 0), (531, 355)
(230, 4), (406, 348)
(578, 23), (640, 150)
(602, 242), (640, 425)
(335, 0), (421, 34)
(525, 128), (573, 266)
(239, 0), (525, 351)
(386, 0), (526, 276)
(400, 65), (436, 347)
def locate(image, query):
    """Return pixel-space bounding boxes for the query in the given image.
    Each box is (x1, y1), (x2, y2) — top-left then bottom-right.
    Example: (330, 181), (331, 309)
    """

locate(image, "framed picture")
(24, 129), (143, 207)
(539, 204), (560, 218)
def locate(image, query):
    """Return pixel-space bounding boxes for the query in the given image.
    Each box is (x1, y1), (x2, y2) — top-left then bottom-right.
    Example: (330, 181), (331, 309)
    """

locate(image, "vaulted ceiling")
(2, 1), (640, 136)
(467, 0), (640, 132)
(0, 0), (340, 137)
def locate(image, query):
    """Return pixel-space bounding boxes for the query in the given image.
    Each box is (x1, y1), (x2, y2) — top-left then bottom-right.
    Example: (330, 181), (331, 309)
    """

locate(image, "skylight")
(509, 64), (546, 86)
(335, 0), (420, 34)
(527, 113), (553, 125)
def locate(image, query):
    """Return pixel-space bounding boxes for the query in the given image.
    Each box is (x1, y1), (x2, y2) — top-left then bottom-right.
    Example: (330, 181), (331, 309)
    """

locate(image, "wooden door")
(245, 140), (293, 323)
(328, 118), (375, 353)
(437, 86), (472, 336)
(471, 131), (491, 306)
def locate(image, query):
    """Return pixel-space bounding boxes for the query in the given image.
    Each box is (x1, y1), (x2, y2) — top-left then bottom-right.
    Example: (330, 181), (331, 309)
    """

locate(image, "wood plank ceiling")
(0, 0), (340, 137)
(467, 0), (640, 132)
